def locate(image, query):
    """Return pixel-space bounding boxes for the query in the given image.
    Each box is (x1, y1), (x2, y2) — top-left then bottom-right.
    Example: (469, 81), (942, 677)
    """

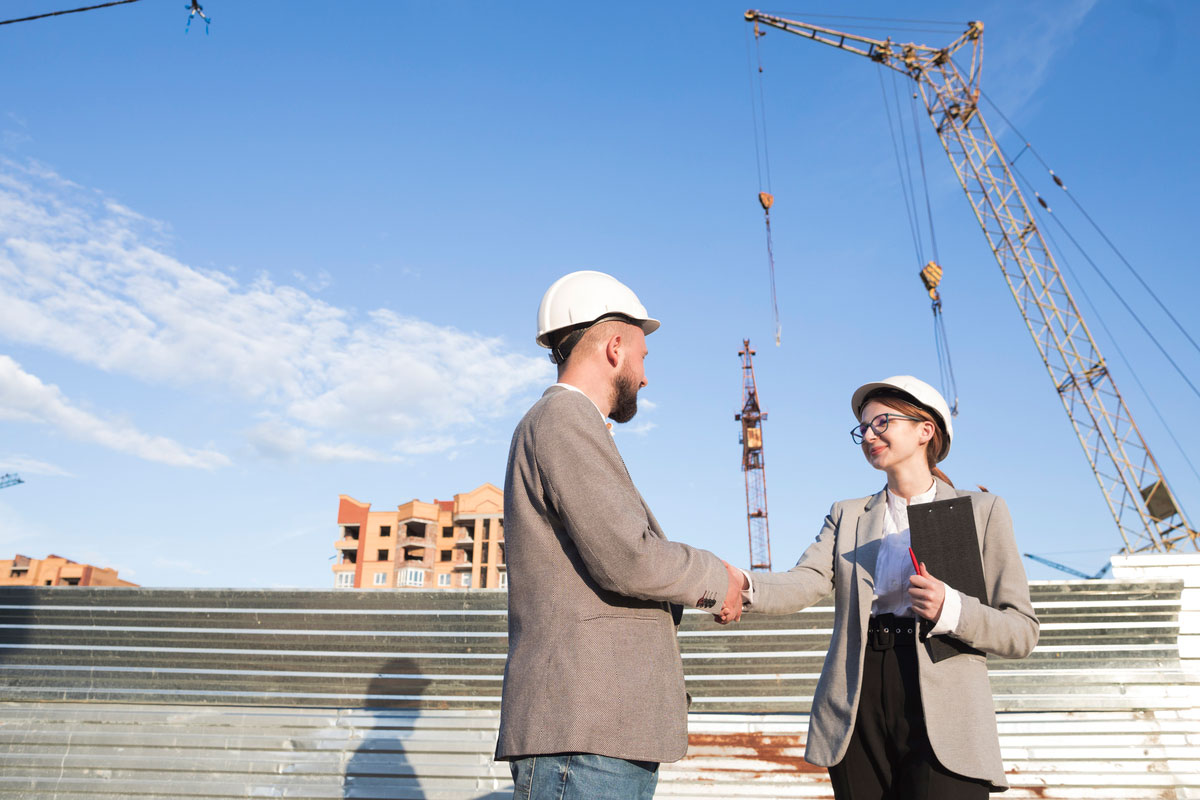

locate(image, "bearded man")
(494, 270), (745, 800)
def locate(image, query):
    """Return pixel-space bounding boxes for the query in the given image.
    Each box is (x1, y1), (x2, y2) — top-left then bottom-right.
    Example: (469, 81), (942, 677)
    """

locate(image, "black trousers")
(827, 616), (991, 800)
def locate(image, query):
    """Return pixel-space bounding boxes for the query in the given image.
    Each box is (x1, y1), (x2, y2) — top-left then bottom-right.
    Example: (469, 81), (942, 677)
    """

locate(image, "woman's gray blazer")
(747, 479), (1038, 791)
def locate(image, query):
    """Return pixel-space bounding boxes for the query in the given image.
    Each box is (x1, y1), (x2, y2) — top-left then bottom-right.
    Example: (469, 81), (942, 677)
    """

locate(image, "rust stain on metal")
(687, 732), (826, 774)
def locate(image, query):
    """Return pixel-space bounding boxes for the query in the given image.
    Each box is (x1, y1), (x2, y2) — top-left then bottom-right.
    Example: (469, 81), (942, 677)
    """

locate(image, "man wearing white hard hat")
(495, 270), (745, 799)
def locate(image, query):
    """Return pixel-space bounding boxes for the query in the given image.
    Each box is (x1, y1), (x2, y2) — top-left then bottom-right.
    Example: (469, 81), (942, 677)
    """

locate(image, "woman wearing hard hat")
(738, 376), (1038, 798)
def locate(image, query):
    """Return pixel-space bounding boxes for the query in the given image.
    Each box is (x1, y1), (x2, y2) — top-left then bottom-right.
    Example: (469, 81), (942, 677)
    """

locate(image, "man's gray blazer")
(495, 386), (730, 764)
(748, 479), (1038, 790)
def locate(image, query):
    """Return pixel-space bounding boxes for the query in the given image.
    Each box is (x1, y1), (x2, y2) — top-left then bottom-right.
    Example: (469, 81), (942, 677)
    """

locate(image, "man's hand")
(715, 561), (747, 624)
(908, 562), (946, 622)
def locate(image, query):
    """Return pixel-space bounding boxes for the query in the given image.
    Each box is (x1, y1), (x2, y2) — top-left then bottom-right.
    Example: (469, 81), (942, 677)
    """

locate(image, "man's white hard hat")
(536, 270), (660, 350)
(851, 375), (954, 462)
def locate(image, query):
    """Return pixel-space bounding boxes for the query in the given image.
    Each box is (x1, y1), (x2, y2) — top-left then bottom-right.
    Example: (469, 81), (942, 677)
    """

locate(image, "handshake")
(714, 560), (748, 625)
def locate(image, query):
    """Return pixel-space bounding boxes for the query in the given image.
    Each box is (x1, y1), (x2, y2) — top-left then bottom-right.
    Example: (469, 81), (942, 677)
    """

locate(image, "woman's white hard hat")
(851, 375), (954, 462)
(536, 270), (660, 348)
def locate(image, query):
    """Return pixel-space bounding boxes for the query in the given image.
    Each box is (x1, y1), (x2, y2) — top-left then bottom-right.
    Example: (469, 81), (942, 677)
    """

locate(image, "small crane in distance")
(1023, 553), (1111, 580)
(735, 340), (772, 571)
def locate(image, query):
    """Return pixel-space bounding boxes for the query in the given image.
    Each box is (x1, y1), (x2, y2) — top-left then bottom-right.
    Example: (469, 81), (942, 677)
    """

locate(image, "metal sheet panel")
(0, 566), (1196, 798)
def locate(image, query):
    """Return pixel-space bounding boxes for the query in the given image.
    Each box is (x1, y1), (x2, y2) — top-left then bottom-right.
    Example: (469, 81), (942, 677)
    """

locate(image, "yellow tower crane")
(744, 10), (1196, 554)
(735, 340), (772, 570)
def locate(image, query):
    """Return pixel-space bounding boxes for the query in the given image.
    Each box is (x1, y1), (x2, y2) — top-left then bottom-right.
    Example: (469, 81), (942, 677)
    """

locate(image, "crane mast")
(745, 10), (1196, 554)
(735, 340), (772, 570)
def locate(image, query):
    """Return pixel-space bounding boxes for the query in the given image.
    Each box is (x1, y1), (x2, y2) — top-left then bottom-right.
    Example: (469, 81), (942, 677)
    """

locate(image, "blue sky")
(0, 0), (1196, 587)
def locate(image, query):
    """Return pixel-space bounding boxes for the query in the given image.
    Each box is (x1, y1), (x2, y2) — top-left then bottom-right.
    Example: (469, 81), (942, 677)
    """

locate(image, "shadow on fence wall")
(344, 658), (429, 799)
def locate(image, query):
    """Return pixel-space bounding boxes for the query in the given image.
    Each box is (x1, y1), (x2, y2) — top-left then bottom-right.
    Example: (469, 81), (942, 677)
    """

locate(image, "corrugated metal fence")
(0, 565), (1197, 798)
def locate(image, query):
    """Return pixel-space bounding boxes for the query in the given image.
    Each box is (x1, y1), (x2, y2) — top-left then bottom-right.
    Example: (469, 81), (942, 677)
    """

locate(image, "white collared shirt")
(873, 481), (961, 634)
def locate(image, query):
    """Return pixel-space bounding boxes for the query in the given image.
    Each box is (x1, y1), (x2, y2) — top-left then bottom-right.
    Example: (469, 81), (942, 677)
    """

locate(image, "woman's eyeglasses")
(851, 413), (925, 445)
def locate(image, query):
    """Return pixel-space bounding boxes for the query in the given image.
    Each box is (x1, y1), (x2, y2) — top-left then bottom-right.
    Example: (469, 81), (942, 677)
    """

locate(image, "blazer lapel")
(854, 488), (888, 630)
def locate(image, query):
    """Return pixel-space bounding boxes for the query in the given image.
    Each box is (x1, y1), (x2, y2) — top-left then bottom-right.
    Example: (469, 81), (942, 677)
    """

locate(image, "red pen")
(908, 546), (921, 574)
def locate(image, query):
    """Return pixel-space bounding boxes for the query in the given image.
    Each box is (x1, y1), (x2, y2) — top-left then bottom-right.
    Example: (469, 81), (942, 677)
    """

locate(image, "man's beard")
(609, 370), (639, 424)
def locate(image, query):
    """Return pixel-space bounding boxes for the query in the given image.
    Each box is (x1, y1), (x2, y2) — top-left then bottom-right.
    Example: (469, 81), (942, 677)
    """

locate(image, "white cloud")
(152, 557), (210, 576)
(983, 1), (1098, 124)
(0, 356), (229, 469)
(618, 420), (657, 437)
(0, 454), (73, 477)
(246, 419), (400, 463)
(292, 269), (332, 293)
(0, 160), (553, 462)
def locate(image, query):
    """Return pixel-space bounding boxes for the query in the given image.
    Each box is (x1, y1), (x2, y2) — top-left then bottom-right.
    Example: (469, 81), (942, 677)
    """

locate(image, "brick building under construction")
(334, 483), (505, 590)
(0, 553), (137, 587)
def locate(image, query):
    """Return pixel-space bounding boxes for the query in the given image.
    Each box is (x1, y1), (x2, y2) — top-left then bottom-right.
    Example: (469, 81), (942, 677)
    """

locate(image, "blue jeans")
(509, 753), (659, 800)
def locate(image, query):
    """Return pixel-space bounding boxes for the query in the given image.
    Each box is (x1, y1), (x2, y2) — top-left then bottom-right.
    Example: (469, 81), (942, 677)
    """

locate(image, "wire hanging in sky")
(877, 65), (959, 415)
(0, 0), (141, 27)
(1011, 164), (1200, 405)
(746, 21), (782, 346)
(981, 89), (1200, 363)
(1033, 195), (1200, 494)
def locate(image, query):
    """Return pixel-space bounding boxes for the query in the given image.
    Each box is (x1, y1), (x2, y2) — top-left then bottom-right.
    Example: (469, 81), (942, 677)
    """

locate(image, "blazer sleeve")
(743, 503), (840, 615)
(949, 495), (1039, 658)
(535, 393), (729, 609)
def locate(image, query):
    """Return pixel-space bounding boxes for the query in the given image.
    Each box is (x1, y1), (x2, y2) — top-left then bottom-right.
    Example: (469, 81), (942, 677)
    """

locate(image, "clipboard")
(909, 496), (988, 662)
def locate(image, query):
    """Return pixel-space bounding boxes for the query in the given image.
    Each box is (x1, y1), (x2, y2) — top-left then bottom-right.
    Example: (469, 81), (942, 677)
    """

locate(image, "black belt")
(867, 613), (917, 650)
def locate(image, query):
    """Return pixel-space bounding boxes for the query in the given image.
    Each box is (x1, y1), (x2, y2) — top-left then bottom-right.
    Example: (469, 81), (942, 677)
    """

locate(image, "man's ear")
(604, 332), (623, 369)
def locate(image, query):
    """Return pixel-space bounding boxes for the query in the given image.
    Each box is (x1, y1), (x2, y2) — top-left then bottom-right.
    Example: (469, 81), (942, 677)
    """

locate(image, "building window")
(439, 550), (452, 562)
(483, 518), (491, 540)
(335, 572), (354, 588)
(377, 549), (389, 561)
(481, 543), (490, 564)
(343, 525), (360, 540)
(442, 526), (453, 538)
(373, 572), (389, 586)
(379, 526), (391, 537)
(461, 574), (471, 588)
(437, 573), (451, 587)
(405, 568), (424, 587)
(499, 572), (508, 589)
(479, 569), (488, 589)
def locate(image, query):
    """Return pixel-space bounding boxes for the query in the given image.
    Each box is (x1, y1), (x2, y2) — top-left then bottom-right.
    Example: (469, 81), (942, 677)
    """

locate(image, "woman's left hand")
(908, 562), (946, 622)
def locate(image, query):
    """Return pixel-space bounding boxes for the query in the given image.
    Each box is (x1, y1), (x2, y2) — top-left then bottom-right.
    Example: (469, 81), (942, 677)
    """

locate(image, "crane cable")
(0, 0), (141, 26)
(907, 83), (959, 415)
(1018, 171), (1200, 495)
(982, 90), (1200, 362)
(877, 66), (960, 415)
(746, 22), (782, 346)
(1011, 164), (1200, 406)
(877, 69), (925, 268)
